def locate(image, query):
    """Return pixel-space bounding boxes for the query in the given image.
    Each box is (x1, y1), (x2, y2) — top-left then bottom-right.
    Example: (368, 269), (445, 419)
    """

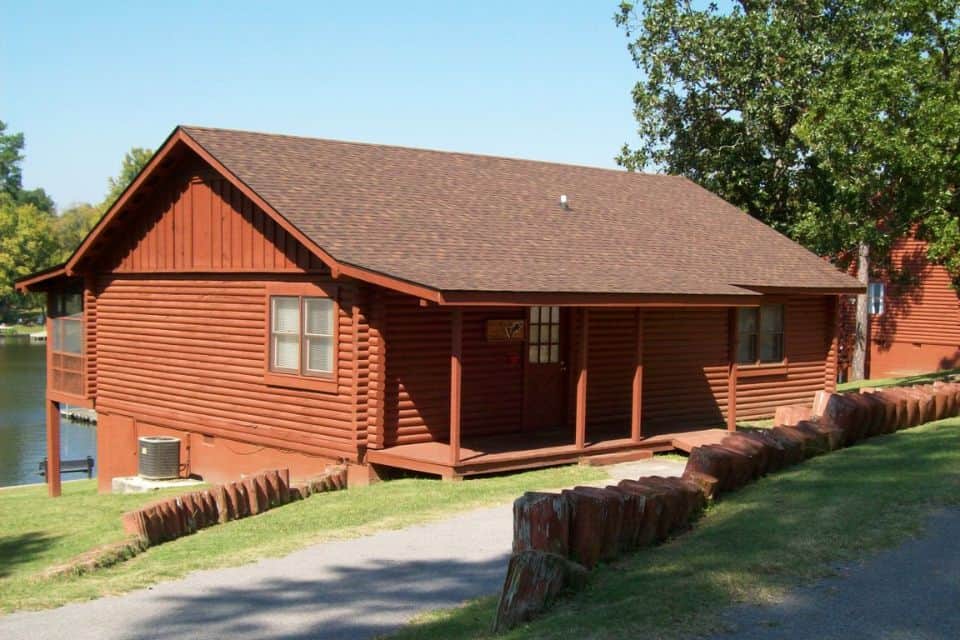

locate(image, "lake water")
(0, 337), (96, 487)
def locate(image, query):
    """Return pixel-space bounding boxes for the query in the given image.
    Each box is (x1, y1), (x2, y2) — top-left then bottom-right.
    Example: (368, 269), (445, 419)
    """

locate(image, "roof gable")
(38, 125), (861, 301)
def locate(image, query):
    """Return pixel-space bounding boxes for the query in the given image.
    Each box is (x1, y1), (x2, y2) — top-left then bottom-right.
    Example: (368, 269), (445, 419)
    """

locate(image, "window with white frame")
(868, 282), (885, 315)
(270, 295), (334, 376)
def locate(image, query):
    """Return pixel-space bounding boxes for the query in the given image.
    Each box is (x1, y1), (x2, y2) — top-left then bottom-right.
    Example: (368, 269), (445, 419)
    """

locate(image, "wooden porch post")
(631, 309), (644, 442)
(727, 308), (738, 432)
(449, 308), (463, 466)
(46, 399), (62, 497)
(575, 308), (589, 450)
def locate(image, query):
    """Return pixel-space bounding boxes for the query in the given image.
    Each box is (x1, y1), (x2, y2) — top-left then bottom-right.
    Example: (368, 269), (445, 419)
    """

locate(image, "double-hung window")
(265, 284), (338, 392)
(737, 304), (784, 365)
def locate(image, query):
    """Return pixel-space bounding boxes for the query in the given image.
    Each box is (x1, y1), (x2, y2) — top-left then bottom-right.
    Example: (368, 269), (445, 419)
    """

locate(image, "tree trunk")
(852, 241), (870, 381)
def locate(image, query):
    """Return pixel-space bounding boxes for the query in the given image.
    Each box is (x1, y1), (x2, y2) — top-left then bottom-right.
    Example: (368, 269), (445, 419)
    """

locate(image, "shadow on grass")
(392, 421), (960, 640)
(0, 531), (61, 578)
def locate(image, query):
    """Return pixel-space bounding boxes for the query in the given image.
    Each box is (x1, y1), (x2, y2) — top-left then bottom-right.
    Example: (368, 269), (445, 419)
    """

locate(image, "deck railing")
(49, 315), (85, 398)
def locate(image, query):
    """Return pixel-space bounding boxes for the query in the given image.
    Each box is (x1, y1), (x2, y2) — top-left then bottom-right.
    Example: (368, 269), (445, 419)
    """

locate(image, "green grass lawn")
(837, 368), (960, 392)
(0, 464), (604, 613)
(390, 417), (960, 640)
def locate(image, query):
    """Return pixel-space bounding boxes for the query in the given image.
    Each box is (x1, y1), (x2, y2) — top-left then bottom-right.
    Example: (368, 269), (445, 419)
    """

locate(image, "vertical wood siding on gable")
(94, 277), (359, 460)
(109, 175), (327, 273)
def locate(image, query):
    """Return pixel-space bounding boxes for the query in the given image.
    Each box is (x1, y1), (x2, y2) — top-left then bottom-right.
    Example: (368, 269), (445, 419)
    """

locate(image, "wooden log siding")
(736, 296), (831, 420)
(109, 173), (327, 274)
(365, 292), (387, 449)
(643, 308), (730, 431)
(382, 293), (526, 446)
(585, 309), (636, 429)
(873, 236), (960, 346)
(94, 277), (360, 460)
(353, 286), (372, 449)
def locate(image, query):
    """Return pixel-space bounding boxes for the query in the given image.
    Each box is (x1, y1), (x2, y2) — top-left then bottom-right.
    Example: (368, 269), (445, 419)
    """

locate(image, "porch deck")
(365, 427), (729, 479)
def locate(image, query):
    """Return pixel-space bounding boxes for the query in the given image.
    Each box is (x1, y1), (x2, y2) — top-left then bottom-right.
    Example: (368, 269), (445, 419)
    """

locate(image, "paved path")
(706, 508), (960, 640)
(0, 459), (684, 640)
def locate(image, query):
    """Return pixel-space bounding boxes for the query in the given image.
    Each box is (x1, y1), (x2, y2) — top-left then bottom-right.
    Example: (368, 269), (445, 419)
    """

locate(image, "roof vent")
(559, 194), (569, 210)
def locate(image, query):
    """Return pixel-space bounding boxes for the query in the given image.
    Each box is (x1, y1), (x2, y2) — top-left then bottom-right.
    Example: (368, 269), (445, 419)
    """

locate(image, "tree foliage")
(616, 0), (960, 269)
(0, 193), (59, 319)
(0, 120), (54, 214)
(104, 147), (153, 208)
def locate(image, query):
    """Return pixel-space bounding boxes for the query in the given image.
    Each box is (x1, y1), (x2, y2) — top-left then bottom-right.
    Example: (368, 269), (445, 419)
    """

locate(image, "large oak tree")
(616, 0), (960, 380)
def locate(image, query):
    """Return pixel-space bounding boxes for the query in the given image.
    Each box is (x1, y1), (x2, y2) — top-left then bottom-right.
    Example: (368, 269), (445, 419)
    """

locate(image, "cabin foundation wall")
(869, 340), (960, 380)
(96, 411), (338, 492)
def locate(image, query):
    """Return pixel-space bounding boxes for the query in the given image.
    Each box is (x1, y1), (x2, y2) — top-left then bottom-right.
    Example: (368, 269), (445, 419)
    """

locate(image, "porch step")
(578, 449), (656, 467)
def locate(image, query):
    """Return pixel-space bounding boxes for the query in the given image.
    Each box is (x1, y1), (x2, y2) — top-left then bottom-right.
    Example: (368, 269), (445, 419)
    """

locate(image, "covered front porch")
(365, 426), (729, 479)
(365, 303), (745, 479)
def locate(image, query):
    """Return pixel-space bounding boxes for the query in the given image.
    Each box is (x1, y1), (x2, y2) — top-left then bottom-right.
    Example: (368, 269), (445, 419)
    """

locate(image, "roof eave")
(15, 263), (71, 293)
(434, 290), (763, 307)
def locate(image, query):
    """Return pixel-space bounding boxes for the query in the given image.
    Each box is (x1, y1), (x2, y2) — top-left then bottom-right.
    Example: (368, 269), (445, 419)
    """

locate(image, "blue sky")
(2, 1), (642, 209)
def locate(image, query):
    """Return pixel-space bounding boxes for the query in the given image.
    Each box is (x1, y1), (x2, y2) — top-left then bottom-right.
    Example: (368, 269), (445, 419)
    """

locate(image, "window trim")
(263, 282), (339, 393)
(736, 303), (788, 373)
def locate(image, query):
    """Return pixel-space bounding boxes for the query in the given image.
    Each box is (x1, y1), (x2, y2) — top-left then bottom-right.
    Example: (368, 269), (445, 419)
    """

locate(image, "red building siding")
(869, 235), (960, 377)
(381, 294), (526, 446)
(642, 308), (730, 432)
(737, 296), (832, 419)
(94, 276), (359, 459)
(585, 309), (636, 430)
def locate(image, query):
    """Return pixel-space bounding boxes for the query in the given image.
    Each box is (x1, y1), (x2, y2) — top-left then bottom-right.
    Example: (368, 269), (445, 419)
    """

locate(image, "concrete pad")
(111, 476), (204, 494)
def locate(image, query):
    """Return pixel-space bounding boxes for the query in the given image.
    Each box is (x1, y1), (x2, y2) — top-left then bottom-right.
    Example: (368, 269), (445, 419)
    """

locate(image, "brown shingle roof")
(181, 126), (861, 297)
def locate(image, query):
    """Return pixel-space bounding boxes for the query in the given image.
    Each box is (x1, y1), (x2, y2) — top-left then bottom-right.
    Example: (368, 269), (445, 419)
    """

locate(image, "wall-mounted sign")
(486, 319), (525, 343)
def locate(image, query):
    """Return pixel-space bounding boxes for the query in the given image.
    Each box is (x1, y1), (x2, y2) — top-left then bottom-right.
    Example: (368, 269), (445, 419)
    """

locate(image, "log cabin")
(841, 233), (960, 380)
(17, 126), (863, 495)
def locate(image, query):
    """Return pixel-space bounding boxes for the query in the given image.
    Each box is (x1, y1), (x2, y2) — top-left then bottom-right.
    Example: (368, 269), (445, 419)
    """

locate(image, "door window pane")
(528, 306), (561, 363)
(529, 324), (540, 343)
